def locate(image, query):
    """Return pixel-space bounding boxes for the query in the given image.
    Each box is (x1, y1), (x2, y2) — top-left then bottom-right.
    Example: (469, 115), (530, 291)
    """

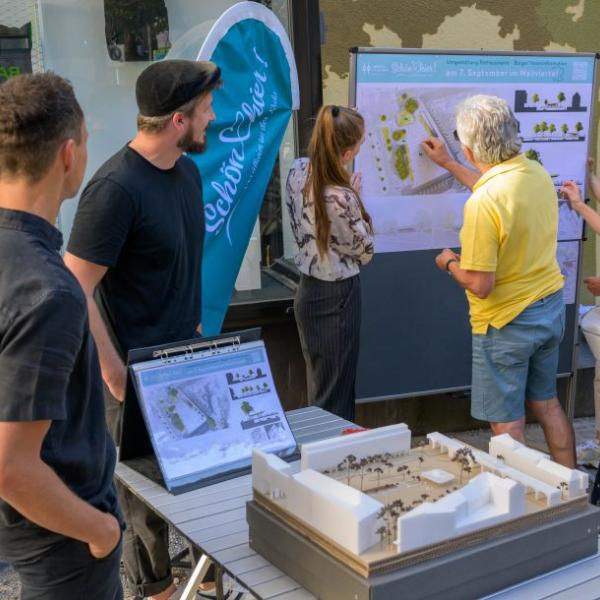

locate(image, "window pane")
(11, 0), (296, 296)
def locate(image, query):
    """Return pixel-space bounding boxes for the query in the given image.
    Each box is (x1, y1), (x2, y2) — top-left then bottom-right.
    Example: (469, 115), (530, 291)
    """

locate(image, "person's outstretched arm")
(560, 180), (600, 237)
(420, 137), (479, 191)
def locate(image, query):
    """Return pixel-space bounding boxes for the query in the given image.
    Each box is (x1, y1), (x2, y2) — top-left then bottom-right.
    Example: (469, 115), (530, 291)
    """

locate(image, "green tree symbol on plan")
(561, 123), (568, 136)
(241, 401), (254, 415)
(557, 91), (566, 105)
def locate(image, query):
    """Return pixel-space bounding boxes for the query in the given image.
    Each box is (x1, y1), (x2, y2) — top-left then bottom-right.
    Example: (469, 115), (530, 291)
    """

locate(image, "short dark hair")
(0, 72), (84, 182)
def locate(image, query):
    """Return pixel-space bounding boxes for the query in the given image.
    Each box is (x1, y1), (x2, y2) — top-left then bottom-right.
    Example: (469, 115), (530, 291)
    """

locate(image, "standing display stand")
(349, 49), (598, 414)
(120, 328), (298, 494)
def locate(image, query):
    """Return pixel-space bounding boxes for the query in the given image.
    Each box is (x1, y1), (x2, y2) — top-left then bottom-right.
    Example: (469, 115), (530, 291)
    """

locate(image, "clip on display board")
(349, 48), (597, 408)
(120, 328), (299, 495)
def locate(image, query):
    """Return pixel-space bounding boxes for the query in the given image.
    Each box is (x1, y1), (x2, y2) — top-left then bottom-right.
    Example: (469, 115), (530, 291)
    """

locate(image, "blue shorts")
(471, 290), (565, 423)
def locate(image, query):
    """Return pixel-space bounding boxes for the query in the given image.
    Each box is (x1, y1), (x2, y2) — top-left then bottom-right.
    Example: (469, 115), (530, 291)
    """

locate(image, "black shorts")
(10, 532), (122, 600)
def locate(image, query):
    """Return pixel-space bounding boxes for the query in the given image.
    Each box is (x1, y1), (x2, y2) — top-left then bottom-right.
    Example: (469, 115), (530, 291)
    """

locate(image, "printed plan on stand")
(354, 52), (595, 304)
(130, 339), (297, 493)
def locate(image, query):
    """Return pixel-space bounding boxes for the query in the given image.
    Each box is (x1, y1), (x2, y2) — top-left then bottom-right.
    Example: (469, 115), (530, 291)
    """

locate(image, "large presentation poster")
(350, 50), (596, 402)
(354, 52), (595, 304)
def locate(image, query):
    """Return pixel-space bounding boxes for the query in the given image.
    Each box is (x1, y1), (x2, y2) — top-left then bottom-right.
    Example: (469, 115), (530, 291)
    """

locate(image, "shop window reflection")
(0, 22), (32, 82)
(104, 0), (170, 62)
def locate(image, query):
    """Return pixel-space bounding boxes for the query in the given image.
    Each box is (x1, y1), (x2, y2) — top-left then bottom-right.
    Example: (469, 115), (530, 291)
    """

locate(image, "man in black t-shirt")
(0, 75), (123, 599)
(65, 60), (221, 600)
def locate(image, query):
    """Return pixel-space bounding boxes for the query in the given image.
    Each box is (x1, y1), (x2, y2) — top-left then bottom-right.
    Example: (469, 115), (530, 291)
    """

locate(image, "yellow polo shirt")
(459, 153), (564, 334)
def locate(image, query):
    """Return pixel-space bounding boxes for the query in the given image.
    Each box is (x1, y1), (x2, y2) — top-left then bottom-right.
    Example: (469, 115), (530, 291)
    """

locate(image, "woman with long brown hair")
(286, 105), (374, 421)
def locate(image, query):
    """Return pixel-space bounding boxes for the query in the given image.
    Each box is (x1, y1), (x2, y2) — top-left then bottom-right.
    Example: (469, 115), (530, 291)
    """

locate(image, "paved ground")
(1, 417), (598, 599)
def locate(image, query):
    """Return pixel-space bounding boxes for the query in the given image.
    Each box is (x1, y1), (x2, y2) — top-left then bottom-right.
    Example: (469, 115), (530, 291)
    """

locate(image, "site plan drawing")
(130, 340), (297, 492)
(353, 53), (595, 253)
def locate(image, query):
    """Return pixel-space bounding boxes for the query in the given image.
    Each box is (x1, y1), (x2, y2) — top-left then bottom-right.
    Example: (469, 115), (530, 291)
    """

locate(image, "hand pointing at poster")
(561, 177), (600, 238)
(421, 137), (452, 168)
(421, 137), (479, 191)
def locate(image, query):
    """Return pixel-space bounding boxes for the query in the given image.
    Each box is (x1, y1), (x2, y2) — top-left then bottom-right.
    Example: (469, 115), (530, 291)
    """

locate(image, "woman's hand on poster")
(584, 277), (600, 296)
(560, 180), (585, 212)
(350, 171), (362, 195)
(421, 137), (452, 169)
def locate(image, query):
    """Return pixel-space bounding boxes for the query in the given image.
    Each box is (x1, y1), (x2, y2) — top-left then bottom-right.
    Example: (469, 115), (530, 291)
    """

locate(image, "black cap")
(136, 59), (221, 117)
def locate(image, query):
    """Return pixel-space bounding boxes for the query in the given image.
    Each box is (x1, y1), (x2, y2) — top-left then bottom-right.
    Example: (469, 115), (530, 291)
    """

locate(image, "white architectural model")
(396, 472), (524, 551)
(490, 433), (588, 499)
(300, 423), (411, 472)
(252, 425), (588, 558)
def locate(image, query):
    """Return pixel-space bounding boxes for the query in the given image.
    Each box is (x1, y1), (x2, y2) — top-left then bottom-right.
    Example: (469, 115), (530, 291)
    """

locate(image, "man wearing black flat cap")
(65, 59), (221, 600)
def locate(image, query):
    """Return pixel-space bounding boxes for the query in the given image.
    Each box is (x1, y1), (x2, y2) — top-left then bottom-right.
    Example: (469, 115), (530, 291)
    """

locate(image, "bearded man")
(65, 59), (220, 600)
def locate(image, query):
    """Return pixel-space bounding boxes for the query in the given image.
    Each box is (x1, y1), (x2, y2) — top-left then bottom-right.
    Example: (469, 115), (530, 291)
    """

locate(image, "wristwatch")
(445, 258), (458, 273)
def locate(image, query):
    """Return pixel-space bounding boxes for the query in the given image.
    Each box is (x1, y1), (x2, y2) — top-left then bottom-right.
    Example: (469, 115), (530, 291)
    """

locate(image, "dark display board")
(356, 250), (577, 401)
(349, 49), (596, 401)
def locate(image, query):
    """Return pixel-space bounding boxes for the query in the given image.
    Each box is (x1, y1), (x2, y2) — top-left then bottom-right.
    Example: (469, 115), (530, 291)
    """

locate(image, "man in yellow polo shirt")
(421, 94), (575, 468)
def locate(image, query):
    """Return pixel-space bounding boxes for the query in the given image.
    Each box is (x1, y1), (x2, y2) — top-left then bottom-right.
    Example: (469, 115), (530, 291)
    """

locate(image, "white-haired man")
(422, 94), (575, 468)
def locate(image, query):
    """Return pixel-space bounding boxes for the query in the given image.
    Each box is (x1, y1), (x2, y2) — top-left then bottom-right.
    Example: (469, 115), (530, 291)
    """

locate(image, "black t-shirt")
(67, 146), (205, 354)
(0, 208), (121, 557)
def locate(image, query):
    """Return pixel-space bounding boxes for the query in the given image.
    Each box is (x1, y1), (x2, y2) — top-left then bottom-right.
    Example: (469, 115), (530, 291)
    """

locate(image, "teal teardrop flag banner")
(190, 2), (299, 336)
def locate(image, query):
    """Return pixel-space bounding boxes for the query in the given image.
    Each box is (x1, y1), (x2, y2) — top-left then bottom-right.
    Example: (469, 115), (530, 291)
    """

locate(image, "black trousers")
(294, 274), (361, 422)
(11, 533), (122, 600)
(106, 393), (173, 599)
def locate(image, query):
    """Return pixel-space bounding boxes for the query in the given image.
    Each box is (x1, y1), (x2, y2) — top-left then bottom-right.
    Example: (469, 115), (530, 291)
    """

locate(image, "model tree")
(532, 92), (540, 105)
(377, 500), (405, 542)
(561, 123), (569, 136)
(557, 91), (566, 105)
(549, 123), (556, 136)
(575, 122), (584, 136)
(558, 481), (568, 500)
(452, 447), (477, 485)
(396, 464), (409, 480)
(373, 466), (384, 488)
(338, 454), (357, 485)
(358, 458), (370, 491)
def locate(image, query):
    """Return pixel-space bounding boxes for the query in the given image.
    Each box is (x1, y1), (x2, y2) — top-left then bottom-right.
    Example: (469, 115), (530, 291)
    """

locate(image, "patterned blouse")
(285, 158), (374, 281)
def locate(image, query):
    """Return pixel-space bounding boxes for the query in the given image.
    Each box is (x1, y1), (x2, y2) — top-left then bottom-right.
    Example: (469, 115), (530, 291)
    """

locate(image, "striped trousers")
(294, 274), (361, 422)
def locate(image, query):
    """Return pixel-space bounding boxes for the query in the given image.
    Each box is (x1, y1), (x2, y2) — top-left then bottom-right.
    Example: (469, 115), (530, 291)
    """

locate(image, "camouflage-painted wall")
(320, 0), (599, 302)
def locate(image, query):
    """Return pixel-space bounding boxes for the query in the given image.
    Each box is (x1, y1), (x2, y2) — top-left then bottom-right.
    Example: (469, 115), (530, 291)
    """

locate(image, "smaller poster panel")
(131, 339), (297, 492)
